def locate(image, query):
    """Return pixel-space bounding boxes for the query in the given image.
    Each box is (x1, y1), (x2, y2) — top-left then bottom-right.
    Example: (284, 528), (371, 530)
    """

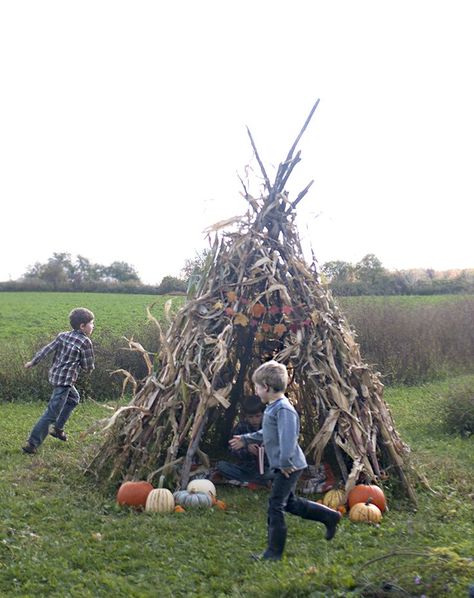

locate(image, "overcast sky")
(1, 1), (473, 285)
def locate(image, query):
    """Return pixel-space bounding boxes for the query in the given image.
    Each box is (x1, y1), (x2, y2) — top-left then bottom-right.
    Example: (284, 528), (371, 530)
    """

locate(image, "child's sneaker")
(50, 428), (67, 441)
(22, 442), (37, 454)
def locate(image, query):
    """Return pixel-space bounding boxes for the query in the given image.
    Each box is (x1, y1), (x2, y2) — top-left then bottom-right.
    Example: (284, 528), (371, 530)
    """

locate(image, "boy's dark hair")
(242, 395), (265, 415)
(69, 307), (95, 330)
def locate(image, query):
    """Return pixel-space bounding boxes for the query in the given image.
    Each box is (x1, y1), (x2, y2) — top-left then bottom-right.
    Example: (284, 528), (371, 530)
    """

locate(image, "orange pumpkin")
(337, 505), (347, 516)
(174, 505), (186, 513)
(215, 499), (227, 510)
(117, 481), (154, 509)
(347, 484), (387, 513)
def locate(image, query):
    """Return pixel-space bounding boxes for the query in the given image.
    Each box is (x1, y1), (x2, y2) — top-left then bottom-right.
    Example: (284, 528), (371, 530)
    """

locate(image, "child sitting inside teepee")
(213, 395), (273, 487)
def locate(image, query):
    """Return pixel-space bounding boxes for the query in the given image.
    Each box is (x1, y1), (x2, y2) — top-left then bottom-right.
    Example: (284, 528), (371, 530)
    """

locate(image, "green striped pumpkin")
(145, 488), (175, 513)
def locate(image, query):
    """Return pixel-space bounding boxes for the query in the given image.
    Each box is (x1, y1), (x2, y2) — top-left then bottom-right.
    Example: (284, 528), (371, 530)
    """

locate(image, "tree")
(355, 254), (385, 284)
(181, 249), (212, 281)
(72, 255), (94, 284)
(21, 254), (141, 287)
(105, 261), (140, 283)
(24, 253), (73, 288)
(320, 260), (355, 283)
(158, 276), (187, 294)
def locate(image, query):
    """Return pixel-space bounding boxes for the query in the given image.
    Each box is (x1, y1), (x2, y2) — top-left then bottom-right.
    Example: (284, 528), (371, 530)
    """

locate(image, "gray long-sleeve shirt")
(241, 397), (307, 471)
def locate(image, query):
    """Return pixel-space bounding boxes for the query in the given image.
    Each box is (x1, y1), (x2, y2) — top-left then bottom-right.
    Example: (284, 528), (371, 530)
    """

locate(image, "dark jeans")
(267, 469), (307, 529)
(28, 385), (80, 448)
(216, 460), (273, 484)
(264, 469), (340, 558)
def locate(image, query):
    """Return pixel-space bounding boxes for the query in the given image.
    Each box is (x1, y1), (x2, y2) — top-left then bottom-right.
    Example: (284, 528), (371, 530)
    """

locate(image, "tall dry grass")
(339, 296), (474, 384)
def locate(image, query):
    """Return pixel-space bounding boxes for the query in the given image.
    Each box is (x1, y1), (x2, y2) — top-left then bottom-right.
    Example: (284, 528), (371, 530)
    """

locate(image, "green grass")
(1, 377), (473, 597)
(0, 291), (467, 343)
(0, 292), (185, 342)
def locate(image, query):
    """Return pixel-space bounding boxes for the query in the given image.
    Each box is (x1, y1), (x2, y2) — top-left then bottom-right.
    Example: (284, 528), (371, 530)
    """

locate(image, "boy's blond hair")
(252, 360), (288, 393)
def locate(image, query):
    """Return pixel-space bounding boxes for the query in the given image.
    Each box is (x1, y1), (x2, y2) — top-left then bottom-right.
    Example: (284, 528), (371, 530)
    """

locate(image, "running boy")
(229, 360), (341, 561)
(22, 307), (95, 454)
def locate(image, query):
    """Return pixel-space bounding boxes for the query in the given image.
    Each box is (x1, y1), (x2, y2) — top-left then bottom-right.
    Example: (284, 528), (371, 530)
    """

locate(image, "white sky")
(1, 1), (473, 285)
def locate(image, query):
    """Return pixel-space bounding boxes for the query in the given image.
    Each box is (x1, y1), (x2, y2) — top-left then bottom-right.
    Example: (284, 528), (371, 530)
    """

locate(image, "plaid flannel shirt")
(30, 330), (95, 386)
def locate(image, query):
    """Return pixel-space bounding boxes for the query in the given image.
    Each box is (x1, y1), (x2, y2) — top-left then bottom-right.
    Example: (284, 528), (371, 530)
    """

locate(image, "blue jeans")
(216, 460), (273, 484)
(28, 385), (80, 448)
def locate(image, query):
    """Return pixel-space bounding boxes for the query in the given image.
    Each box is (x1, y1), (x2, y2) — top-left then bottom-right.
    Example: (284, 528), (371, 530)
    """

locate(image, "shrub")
(443, 385), (474, 437)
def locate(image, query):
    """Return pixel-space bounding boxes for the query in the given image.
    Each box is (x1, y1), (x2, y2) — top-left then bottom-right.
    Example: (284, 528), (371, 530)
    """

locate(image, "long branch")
(275, 99), (320, 189)
(246, 127), (271, 192)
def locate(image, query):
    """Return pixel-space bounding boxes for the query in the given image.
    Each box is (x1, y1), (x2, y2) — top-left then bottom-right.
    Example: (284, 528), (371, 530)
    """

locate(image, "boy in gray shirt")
(230, 360), (341, 561)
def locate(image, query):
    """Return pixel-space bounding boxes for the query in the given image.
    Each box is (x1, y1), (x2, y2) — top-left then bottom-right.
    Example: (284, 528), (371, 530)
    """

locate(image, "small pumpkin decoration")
(174, 505), (186, 513)
(215, 499), (227, 510)
(337, 505), (347, 516)
(349, 498), (382, 524)
(116, 481), (154, 509)
(251, 302), (266, 318)
(233, 312), (249, 327)
(322, 488), (347, 510)
(273, 323), (287, 337)
(348, 484), (387, 513)
(173, 490), (213, 509)
(187, 479), (217, 500)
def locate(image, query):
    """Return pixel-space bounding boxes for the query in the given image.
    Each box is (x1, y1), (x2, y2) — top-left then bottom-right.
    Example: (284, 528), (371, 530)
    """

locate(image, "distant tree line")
(320, 254), (474, 296)
(0, 253), (187, 295)
(1, 251), (473, 296)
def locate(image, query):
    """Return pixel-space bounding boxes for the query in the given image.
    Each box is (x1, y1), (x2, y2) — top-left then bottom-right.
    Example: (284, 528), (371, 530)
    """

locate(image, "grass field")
(0, 291), (470, 342)
(0, 292), (183, 342)
(1, 376), (473, 597)
(1, 290), (473, 401)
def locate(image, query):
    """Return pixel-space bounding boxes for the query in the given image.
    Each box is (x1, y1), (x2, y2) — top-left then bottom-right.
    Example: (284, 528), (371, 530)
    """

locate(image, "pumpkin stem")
(158, 475), (165, 489)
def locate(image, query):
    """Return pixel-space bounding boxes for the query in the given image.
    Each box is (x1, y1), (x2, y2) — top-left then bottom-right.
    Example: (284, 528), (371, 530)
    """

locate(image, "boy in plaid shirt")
(22, 307), (95, 454)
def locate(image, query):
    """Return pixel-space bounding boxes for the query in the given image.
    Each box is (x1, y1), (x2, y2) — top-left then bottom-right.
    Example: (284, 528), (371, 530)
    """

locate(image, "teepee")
(87, 101), (416, 502)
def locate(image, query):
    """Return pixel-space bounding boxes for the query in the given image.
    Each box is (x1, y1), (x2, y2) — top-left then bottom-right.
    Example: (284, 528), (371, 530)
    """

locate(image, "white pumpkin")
(145, 488), (175, 513)
(186, 479), (216, 500)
